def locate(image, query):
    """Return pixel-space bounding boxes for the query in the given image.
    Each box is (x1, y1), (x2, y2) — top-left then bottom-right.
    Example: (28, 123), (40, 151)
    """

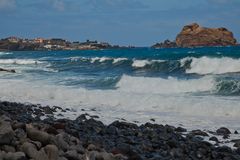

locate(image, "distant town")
(0, 37), (134, 51)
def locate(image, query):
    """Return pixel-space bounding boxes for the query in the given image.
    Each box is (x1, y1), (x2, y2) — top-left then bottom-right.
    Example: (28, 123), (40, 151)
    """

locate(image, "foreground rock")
(1, 101), (240, 160)
(176, 23), (237, 47)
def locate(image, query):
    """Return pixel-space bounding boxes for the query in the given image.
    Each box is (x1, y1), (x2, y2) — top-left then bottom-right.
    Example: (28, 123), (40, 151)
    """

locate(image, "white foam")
(90, 57), (112, 63)
(132, 60), (151, 68)
(113, 58), (128, 64)
(116, 75), (214, 94)
(0, 59), (43, 65)
(0, 75), (240, 131)
(182, 56), (240, 75)
(132, 59), (165, 68)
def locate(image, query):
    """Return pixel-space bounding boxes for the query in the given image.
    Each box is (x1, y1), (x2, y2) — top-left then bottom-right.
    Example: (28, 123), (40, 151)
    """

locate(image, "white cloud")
(52, 0), (65, 11)
(0, 0), (16, 11)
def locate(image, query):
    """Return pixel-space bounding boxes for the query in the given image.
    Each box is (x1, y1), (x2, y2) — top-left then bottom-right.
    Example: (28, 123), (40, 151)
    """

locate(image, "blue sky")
(0, 0), (239, 46)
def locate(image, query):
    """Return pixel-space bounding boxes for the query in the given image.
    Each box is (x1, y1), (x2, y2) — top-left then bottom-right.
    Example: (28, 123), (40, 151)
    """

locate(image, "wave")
(116, 75), (215, 94)
(116, 75), (240, 96)
(14, 56), (240, 75)
(0, 59), (43, 65)
(214, 79), (240, 96)
(0, 76), (240, 130)
(70, 56), (129, 64)
(181, 56), (240, 75)
(0, 52), (13, 55)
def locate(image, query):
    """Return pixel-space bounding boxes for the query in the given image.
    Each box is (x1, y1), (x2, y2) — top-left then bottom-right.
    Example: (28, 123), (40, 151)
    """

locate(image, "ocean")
(0, 47), (240, 131)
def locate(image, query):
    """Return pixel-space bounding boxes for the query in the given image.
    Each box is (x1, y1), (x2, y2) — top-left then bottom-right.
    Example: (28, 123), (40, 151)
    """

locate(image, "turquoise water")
(0, 47), (240, 129)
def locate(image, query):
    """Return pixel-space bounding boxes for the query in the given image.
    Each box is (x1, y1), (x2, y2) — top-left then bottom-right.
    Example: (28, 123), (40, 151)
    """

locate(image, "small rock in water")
(216, 127), (231, 135)
(190, 130), (209, 137)
(175, 127), (187, 132)
(150, 118), (155, 122)
(209, 136), (219, 143)
(234, 130), (239, 134)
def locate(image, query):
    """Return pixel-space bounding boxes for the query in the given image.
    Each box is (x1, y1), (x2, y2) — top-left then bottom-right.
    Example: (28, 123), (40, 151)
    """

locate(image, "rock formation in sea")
(151, 39), (177, 49)
(176, 23), (237, 47)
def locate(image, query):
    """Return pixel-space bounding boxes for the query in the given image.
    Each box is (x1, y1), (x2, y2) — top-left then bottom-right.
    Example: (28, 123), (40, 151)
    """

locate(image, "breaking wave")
(67, 56), (240, 75)
(0, 59), (43, 65)
(181, 56), (240, 75)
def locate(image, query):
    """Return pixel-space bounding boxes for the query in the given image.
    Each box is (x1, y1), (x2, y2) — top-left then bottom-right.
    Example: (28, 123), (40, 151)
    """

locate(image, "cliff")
(176, 23), (237, 47)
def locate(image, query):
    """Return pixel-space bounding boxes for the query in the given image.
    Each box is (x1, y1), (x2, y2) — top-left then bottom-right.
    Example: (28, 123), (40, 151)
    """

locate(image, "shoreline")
(0, 101), (240, 159)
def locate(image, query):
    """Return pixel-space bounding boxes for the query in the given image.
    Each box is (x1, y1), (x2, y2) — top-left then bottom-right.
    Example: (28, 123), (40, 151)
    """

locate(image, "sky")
(0, 0), (239, 46)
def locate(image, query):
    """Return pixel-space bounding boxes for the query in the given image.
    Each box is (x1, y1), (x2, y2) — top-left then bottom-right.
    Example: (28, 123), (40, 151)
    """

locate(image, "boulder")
(176, 23), (237, 47)
(44, 145), (59, 160)
(0, 151), (26, 160)
(0, 115), (14, 145)
(21, 142), (48, 160)
(26, 124), (53, 145)
(216, 127), (231, 135)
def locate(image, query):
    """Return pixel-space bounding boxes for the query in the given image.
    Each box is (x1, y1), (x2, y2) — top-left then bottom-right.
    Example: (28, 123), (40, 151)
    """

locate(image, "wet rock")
(0, 115), (14, 145)
(1, 145), (16, 152)
(21, 142), (48, 160)
(175, 127), (187, 132)
(216, 127), (231, 135)
(26, 124), (53, 145)
(44, 144), (59, 160)
(209, 136), (219, 143)
(234, 142), (240, 148)
(64, 150), (80, 160)
(42, 106), (54, 115)
(1, 152), (26, 160)
(55, 133), (70, 151)
(53, 122), (66, 130)
(15, 128), (27, 139)
(20, 142), (38, 158)
(190, 130), (209, 137)
(234, 130), (239, 134)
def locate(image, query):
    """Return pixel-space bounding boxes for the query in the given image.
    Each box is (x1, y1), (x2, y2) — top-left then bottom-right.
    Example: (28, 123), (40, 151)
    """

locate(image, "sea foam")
(0, 75), (239, 130)
(0, 59), (43, 65)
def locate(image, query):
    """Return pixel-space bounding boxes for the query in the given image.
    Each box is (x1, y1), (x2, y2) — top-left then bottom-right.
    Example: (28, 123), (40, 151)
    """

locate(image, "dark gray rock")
(0, 151), (26, 160)
(26, 124), (53, 145)
(44, 144), (59, 160)
(209, 136), (219, 143)
(190, 130), (209, 137)
(0, 115), (14, 145)
(216, 127), (231, 135)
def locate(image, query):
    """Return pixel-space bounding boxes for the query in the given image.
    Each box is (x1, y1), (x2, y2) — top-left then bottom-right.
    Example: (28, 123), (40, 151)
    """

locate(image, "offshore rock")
(152, 39), (177, 48)
(176, 23), (237, 47)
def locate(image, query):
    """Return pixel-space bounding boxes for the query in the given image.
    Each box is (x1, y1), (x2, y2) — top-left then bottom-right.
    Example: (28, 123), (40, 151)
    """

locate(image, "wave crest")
(0, 59), (43, 65)
(182, 56), (240, 75)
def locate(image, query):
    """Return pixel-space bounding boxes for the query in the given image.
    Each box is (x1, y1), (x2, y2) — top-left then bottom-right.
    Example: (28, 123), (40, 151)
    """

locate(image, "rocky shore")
(0, 101), (240, 160)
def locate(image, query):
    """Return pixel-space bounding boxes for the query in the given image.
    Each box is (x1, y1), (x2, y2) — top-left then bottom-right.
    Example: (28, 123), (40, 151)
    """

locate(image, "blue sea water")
(0, 47), (240, 130)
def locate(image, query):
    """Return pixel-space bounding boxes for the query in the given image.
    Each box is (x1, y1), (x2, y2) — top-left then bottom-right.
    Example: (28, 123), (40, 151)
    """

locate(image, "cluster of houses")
(0, 36), (123, 51)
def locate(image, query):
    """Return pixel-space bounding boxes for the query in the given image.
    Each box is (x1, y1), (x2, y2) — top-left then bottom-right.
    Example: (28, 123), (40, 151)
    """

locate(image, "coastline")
(1, 101), (240, 160)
